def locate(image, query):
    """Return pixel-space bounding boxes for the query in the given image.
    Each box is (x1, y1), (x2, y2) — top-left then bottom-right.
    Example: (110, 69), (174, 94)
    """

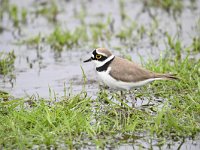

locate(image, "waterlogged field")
(0, 0), (200, 149)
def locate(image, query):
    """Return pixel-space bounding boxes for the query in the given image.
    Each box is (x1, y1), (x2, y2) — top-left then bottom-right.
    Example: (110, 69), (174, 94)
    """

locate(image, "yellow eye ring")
(96, 54), (102, 59)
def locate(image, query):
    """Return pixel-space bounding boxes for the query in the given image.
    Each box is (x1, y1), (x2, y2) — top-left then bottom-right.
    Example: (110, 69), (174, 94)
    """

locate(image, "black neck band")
(96, 56), (115, 72)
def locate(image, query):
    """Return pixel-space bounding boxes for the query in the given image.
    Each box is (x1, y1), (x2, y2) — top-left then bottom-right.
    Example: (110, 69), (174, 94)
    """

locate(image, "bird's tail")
(154, 73), (179, 80)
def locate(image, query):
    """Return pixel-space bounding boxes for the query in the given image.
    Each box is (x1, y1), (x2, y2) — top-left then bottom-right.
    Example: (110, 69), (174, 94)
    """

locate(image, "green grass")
(45, 19), (111, 51)
(0, 0), (199, 149)
(142, 0), (183, 13)
(0, 0), (27, 28)
(34, 1), (59, 23)
(0, 53), (199, 149)
(191, 37), (200, 52)
(20, 34), (42, 48)
(47, 26), (88, 51)
(116, 21), (137, 41)
(0, 0), (9, 22)
(0, 51), (15, 76)
(9, 5), (19, 27)
(144, 56), (200, 136)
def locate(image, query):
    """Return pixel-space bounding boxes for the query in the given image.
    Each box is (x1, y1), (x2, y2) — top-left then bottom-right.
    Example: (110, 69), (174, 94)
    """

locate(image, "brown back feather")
(109, 57), (155, 82)
(109, 57), (178, 82)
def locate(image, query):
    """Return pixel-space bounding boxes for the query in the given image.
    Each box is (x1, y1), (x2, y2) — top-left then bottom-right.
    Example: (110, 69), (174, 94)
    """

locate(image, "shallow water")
(0, 0), (200, 149)
(1, 0), (199, 97)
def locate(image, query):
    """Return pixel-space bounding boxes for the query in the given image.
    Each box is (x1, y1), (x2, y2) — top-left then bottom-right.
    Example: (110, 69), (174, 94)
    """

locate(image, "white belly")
(97, 67), (161, 90)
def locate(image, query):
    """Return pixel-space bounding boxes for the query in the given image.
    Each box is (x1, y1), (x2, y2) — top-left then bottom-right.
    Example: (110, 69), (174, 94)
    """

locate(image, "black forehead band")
(92, 50), (97, 56)
(93, 49), (107, 56)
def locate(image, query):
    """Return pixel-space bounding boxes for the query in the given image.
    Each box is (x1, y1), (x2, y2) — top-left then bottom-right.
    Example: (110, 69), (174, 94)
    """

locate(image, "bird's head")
(84, 48), (113, 67)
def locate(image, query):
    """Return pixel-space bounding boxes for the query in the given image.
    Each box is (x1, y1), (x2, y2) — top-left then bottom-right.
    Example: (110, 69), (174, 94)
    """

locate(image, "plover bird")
(84, 48), (178, 90)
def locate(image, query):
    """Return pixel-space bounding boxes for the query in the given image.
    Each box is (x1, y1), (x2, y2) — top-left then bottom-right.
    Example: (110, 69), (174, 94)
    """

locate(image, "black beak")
(83, 58), (92, 63)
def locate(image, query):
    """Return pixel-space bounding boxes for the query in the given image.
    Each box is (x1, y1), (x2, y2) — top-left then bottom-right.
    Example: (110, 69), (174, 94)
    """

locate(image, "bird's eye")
(96, 54), (102, 59)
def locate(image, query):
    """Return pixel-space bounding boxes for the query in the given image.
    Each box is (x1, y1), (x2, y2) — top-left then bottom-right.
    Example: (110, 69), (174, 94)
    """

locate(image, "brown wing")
(109, 57), (155, 82)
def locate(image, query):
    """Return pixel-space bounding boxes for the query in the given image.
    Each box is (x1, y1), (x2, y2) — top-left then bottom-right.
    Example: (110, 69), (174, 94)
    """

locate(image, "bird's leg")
(120, 91), (123, 107)
(129, 90), (136, 108)
(120, 90), (127, 107)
